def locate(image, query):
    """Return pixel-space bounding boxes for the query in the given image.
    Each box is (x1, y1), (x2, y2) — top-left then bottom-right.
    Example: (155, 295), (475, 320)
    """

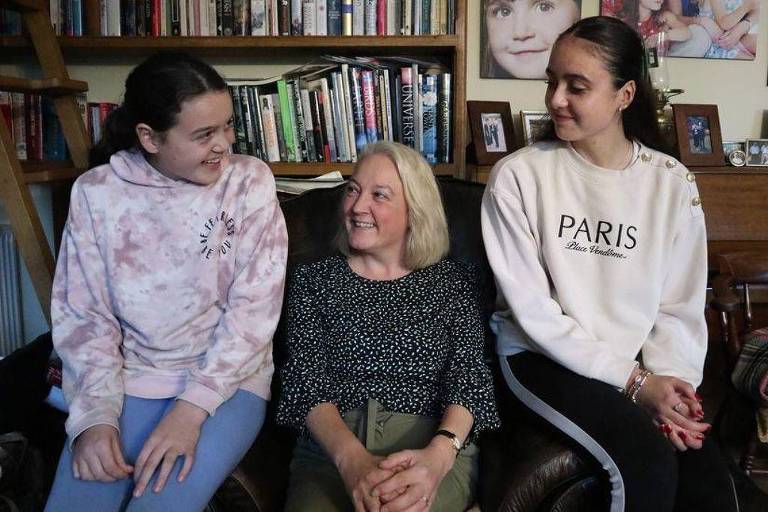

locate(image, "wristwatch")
(435, 429), (462, 453)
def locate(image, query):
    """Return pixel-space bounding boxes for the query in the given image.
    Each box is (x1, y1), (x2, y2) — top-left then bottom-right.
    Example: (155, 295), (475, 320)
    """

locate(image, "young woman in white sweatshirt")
(481, 16), (736, 512)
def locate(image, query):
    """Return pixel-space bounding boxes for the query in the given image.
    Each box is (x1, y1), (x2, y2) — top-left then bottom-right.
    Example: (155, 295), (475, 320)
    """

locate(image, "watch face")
(729, 149), (746, 166)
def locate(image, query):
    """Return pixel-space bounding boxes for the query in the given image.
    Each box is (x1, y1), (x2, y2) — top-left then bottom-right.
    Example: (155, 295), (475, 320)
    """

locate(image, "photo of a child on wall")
(481, 0), (582, 79)
(601, 0), (757, 60)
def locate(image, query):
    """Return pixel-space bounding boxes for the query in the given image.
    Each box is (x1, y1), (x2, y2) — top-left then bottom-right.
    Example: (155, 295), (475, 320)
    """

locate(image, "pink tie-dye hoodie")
(51, 148), (288, 444)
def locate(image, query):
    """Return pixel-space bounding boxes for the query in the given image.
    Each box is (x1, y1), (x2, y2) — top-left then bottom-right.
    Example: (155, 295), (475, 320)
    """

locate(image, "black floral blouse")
(276, 255), (500, 437)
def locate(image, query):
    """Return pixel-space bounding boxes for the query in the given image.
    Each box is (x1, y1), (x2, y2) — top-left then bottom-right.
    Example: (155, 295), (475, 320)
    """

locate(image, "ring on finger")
(672, 402), (684, 413)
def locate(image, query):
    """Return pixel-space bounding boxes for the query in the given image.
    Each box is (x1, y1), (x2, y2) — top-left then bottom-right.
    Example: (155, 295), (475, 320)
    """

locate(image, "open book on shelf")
(274, 170), (345, 194)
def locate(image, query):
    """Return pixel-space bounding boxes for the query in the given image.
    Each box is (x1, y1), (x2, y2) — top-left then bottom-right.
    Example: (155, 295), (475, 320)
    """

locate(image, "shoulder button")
(640, 153), (652, 162)
(686, 172), (696, 182)
(692, 196), (701, 207)
(665, 159), (677, 169)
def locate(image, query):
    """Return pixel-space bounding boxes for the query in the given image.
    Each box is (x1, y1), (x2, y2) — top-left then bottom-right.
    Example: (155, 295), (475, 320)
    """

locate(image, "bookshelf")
(1, 0), (469, 178)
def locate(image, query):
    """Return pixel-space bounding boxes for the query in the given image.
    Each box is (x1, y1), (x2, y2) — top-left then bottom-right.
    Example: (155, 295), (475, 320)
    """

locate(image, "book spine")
(401, 0), (410, 34)
(233, 0), (249, 34)
(271, 93), (287, 161)
(382, 69), (393, 140)
(239, 85), (257, 156)
(421, 74), (437, 164)
(360, 70), (378, 144)
(438, 72), (450, 163)
(317, 79), (337, 162)
(399, 67), (414, 148)
(248, 86), (266, 158)
(277, 0), (289, 34)
(259, 95), (281, 162)
(315, 0), (326, 34)
(363, 0), (375, 34)
(348, 67), (367, 154)
(339, 66), (357, 161)
(326, 0), (340, 35)
(376, 70), (388, 140)
(0, 92), (12, 135)
(329, 73), (349, 162)
(290, 0), (302, 34)
(351, 0), (363, 34)
(229, 85), (248, 154)
(287, 81), (308, 162)
(375, 0), (384, 34)
(301, 88), (320, 161)
(385, 0), (395, 34)
(276, 80), (296, 161)
(169, 0), (180, 34)
(301, 0), (314, 34)
(221, 0), (233, 35)
(310, 90), (329, 162)
(340, 0), (351, 35)
(249, 0), (265, 34)
(391, 73), (401, 142)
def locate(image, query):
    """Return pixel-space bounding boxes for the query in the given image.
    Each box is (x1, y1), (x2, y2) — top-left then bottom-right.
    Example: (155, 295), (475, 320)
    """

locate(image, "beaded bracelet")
(625, 369), (652, 403)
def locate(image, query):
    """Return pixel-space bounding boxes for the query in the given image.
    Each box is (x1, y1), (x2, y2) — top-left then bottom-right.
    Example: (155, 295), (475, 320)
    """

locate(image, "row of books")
(0, 91), (116, 161)
(228, 58), (451, 164)
(0, 0), (454, 36)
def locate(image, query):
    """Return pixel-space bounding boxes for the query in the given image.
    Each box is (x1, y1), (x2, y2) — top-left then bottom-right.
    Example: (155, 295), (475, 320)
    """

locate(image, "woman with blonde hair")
(278, 141), (499, 511)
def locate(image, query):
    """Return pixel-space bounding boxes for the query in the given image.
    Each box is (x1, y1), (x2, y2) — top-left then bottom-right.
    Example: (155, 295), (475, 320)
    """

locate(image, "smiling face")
(341, 153), (409, 263)
(140, 90), (235, 185)
(544, 35), (634, 145)
(486, 0), (580, 79)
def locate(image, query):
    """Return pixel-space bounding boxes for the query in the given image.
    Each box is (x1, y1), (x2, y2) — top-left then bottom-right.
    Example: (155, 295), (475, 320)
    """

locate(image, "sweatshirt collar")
(561, 140), (644, 182)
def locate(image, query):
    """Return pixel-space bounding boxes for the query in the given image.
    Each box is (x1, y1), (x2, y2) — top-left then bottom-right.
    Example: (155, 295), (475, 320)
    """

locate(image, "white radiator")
(0, 224), (23, 356)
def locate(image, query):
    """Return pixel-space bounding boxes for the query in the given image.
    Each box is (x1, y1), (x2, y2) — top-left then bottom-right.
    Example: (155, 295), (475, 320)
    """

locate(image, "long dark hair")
(543, 16), (665, 152)
(89, 52), (227, 167)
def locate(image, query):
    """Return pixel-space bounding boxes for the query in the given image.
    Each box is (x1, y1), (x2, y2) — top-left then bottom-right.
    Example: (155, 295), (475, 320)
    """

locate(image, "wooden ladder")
(0, 0), (89, 325)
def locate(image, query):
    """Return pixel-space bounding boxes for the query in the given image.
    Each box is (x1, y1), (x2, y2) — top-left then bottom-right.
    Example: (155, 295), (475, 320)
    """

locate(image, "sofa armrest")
(212, 423), (297, 512)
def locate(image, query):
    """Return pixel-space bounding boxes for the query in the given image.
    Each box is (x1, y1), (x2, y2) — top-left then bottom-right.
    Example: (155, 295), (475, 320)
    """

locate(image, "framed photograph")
(672, 104), (724, 167)
(467, 101), (515, 165)
(520, 111), (551, 146)
(480, 0), (581, 79)
(722, 140), (746, 166)
(601, 0), (757, 60)
(745, 139), (768, 167)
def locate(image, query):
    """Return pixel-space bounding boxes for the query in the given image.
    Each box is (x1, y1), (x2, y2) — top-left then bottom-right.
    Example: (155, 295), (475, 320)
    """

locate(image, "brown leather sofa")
(209, 177), (760, 512)
(4, 178), (765, 511)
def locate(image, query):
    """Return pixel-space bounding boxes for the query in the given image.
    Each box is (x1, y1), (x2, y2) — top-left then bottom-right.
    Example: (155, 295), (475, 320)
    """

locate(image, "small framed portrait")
(480, 0), (582, 79)
(520, 110), (552, 146)
(745, 139), (768, 167)
(672, 104), (724, 167)
(722, 140), (746, 166)
(467, 101), (515, 165)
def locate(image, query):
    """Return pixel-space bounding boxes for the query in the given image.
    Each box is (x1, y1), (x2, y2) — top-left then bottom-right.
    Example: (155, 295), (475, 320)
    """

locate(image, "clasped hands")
(636, 374), (710, 452)
(339, 440), (455, 512)
(71, 400), (208, 497)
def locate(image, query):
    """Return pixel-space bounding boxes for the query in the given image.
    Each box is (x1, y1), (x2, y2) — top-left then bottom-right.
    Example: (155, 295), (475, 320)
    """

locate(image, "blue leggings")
(45, 390), (266, 512)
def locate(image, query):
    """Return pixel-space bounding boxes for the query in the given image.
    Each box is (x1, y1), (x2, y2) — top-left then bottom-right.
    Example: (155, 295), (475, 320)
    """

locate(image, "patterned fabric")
(52, 149), (288, 442)
(276, 255), (500, 438)
(731, 327), (768, 404)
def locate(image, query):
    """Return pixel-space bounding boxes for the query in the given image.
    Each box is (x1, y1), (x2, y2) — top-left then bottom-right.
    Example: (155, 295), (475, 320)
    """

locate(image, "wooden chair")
(710, 251), (768, 475)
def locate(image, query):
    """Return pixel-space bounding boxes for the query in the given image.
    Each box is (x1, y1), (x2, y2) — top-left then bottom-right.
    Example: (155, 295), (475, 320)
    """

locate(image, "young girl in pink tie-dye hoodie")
(45, 52), (288, 512)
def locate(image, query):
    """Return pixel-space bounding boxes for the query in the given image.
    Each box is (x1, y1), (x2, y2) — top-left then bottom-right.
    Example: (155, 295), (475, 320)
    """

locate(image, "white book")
(386, 0), (395, 35)
(209, 0), (218, 35)
(352, 0), (364, 35)
(200, 0), (210, 35)
(431, 0), (439, 35)
(340, 65), (358, 161)
(364, 0), (375, 34)
(401, 0), (411, 35)
(159, 0), (167, 35)
(251, 0), (266, 34)
(99, 0), (107, 35)
(291, 0), (302, 34)
(179, 0), (188, 35)
(315, 0), (327, 35)
(412, 0), (420, 35)
(302, 0), (315, 34)
(50, 0), (60, 34)
(274, 171), (345, 195)
(259, 95), (281, 162)
(106, 0), (121, 35)
(330, 72), (350, 161)
(269, 0), (279, 34)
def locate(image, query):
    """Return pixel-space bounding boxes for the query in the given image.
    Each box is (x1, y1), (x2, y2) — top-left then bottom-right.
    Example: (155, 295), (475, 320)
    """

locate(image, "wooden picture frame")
(672, 104), (725, 167)
(520, 110), (551, 146)
(467, 101), (515, 165)
(745, 139), (768, 167)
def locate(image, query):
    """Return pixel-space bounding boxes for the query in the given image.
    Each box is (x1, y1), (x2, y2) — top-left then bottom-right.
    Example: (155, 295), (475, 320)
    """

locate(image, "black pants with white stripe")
(503, 352), (738, 512)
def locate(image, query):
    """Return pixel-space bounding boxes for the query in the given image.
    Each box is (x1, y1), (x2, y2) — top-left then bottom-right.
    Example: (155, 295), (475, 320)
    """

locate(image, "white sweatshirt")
(481, 141), (708, 389)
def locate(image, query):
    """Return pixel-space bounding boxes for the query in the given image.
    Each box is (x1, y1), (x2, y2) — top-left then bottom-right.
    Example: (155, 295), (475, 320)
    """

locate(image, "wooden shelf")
(0, 75), (88, 94)
(21, 160), (87, 183)
(1, 35), (460, 56)
(690, 165), (768, 174)
(272, 161), (458, 177)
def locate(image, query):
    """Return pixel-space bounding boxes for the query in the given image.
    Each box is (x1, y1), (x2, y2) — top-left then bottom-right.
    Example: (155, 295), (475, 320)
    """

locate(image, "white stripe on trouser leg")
(500, 355), (625, 512)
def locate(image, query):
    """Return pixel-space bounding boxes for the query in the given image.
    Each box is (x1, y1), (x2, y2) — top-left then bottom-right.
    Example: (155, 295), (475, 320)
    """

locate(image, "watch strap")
(435, 429), (462, 453)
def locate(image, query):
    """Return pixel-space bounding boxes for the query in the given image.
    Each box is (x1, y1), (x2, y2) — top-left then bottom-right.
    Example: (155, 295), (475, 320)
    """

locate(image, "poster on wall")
(600, 0), (757, 60)
(480, 0), (582, 79)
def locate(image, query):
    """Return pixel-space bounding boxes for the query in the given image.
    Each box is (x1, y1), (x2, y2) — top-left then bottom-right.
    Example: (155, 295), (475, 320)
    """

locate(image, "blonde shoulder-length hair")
(337, 141), (449, 270)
